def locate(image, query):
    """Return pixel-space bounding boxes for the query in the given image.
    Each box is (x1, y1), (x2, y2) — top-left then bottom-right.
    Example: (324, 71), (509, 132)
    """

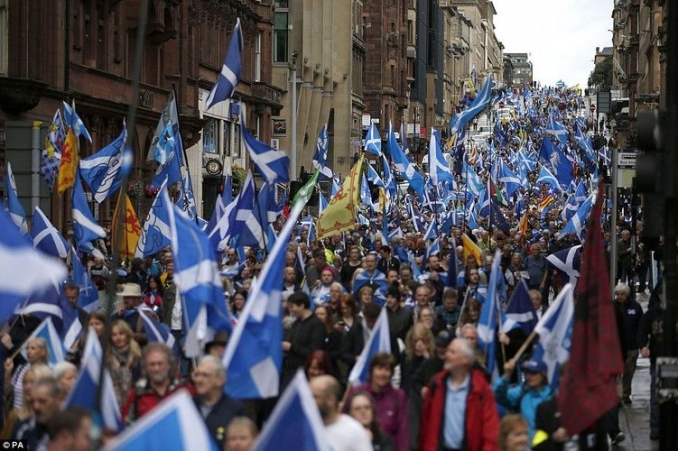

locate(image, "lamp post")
(290, 51), (299, 181)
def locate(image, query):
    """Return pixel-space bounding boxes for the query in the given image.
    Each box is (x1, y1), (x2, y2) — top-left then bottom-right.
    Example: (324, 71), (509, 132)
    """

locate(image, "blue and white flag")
(450, 76), (493, 136)
(539, 137), (574, 187)
(167, 191), (233, 357)
(531, 283), (575, 390)
(79, 121), (128, 203)
(176, 170), (198, 220)
(499, 161), (521, 198)
(147, 91), (180, 164)
(103, 391), (216, 451)
(477, 250), (503, 378)
(429, 129), (454, 188)
(546, 245), (582, 289)
(312, 124), (334, 180)
(462, 160), (484, 197)
(364, 123), (383, 157)
(387, 122), (425, 198)
(63, 101), (93, 143)
(30, 206), (71, 258)
(501, 280), (537, 335)
(575, 180), (588, 204)
(5, 162), (28, 234)
(561, 192), (579, 222)
(423, 218), (438, 242)
(72, 170), (107, 254)
(517, 148), (536, 173)
(366, 163), (385, 188)
(20, 317), (66, 366)
(210, 173), (260, 251)
(138, 308), (177, 351)
(545, 114), (569, 146)
(348, 308), (391, 385)
(223, 200), (304, 399)
(71, 250), (100, 313)
(205, 18), (243, 110)
(241, 112), (289, 185)
(151, 126), (183, 189)
(360, 174), (373, 208)
(135, 178), (173, 258)
(205, 175), (233, 237)
(64, 328), (123, 431)
(352, 269), (388, 296)
(560, 194), (594, 241)
(330, 175), (341, 198)
(536, 166), (562, 191)
(382, 154), (396, 199)
(252, 370), (330, 451)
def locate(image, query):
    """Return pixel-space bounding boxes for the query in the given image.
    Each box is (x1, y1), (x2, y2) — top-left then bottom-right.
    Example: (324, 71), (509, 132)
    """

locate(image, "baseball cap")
(522, 359), (547, 374)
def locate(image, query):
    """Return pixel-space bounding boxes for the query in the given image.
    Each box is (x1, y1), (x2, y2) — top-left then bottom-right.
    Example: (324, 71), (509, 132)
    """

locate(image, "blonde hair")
(499, 414), (528, 450)
(110, 320), (142, 363)
(227, 416), (258, 439)
(405, 323), (435, 360)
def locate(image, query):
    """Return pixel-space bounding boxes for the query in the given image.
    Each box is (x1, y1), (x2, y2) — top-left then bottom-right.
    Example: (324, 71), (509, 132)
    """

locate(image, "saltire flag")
(79, 121), (128, 202)
(531, 283), (574, 391)
(382, 153), (396, 199)
(20, 317), (66, 366)
(428, 129), (454, 188)
(135, 178), (172, 258)
(501, 280), (537, 335)
(112, 191), (142, 260)
(176, 170), (198, 220)
(138, 308), (177, 352)
(364, 123), (383, 157)
(4, 162), (28, 234)
(560, 194), (594, 241)
(517, 148), (536, 173)
(560, 192), (578, 222)
(330, 175), (341, 198)
(366, 163), (385, 188)
(205, 175), (233, 236)
(205, 18), (243, 110)
(317, 155), (364, 239)
(462, 160), (484, 197)
(71, 250), (100, 313)
(222, 199), (305, 399)
(63, 101), (92, 143)
(425, 237), (441, 263)
(547, 245), (582, 289)
(251, 370), (330, 451)
(450, 76), (493, 136)
(499, 161), (521, 198)
(148, 91), (180, 164)
(539, 137), (574, 187)
(558, 183), (624, 434)
(352, 270), (388, 296)
(348, 308), (391, 385)
(311, 124), (334, 180)
(575, 181), (588, 204)
(477, 249), (502, 378)
(241, 112), (290, 185)
(64, 327), (123, 431)
(208, 173), (253, 251)
(386, 122), (425, 199)
(423, 217), (438, 242)
(72, 169), (107, 254)
(151, 126), (183, 189)
(102, 390), (217, 451)
(360, 173), (372, 207)
(255, 182), (279, 250)
(41, 110), (65, 190)
(407, 202), (426, 233)
(30, 206), (71, 258)
(57, 126), (79, 194)
(598, 146), (611, 167)
(223, 173), (264, 250)
(167, 190), (233, 357)
(291, 169), (320, 210)
(318, 191), (328, 215)
(545, 114), (569, 146)
(536, 166), (561, 191)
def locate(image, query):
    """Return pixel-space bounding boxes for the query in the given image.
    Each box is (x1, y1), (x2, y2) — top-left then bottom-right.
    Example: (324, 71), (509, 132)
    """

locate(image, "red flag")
(557, 181), (624, 434)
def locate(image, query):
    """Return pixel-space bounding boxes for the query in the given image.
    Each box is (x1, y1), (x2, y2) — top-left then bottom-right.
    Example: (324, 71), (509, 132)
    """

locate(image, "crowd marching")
(0, 18), (662, 451)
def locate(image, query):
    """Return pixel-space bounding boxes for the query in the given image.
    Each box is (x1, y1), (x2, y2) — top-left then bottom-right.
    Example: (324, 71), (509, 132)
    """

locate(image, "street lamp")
(290, 50), (299, 181)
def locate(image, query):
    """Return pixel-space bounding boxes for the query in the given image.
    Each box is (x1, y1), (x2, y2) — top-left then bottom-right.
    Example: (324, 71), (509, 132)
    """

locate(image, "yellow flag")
(317, 155), (364, 239)
(112, 191), (141, 259)
(57, 128), (79, 194)
(461, 233), (482, 266)
(519, 212), (529, 236)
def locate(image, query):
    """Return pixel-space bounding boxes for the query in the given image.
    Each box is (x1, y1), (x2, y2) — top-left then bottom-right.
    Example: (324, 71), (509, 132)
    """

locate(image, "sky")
(492, 0), (613, 88)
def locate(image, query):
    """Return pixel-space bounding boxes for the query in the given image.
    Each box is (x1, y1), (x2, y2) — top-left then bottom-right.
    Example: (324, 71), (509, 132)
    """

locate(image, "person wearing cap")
(113, 283), (150, 345)
(493, 358), (553, 443)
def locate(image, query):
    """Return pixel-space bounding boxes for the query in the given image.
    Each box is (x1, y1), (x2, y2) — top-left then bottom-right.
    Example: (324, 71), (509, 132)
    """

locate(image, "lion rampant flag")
(57, 128), (79, 194)
(112, 191), (141, 259)
(317, 155), (364, 239)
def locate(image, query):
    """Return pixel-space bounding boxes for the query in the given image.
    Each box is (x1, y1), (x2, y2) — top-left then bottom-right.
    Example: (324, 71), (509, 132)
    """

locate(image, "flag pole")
(170, 84), (199, 225)
(94, 0), (150, 444)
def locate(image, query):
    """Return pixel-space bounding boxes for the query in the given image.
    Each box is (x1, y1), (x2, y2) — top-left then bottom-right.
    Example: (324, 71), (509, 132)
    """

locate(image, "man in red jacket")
(420, 338), (499, 451)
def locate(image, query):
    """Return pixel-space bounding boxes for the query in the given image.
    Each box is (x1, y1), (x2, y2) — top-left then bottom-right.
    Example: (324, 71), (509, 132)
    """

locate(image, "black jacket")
(283, 313), (325, 384)
(193, 394), (247, 449)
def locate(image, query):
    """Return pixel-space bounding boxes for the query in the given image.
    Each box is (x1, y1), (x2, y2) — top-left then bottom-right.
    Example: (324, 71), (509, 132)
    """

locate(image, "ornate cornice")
(0, 77), (49, 115)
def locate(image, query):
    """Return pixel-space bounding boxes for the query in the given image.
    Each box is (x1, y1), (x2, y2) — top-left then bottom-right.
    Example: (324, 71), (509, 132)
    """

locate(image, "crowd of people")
(0, 85), (663, 451)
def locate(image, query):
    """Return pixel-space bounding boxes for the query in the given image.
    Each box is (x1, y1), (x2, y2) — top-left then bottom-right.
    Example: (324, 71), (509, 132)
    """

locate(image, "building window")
(0, 0), (6, 75)
(274, 7), (288, 63)
(233, 124), (241, 157)
(254, 31), (262, 81)
(223, 121), (231, 156)
(203, 117), (219, 153)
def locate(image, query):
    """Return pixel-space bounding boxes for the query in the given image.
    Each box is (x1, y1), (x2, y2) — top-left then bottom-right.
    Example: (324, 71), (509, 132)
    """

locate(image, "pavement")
(616, 292), (658, 451)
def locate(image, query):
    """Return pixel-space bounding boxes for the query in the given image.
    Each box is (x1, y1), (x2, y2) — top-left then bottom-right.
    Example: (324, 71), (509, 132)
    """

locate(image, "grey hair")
(615, 283), (631, 296)
(452, 338), (476, 362)
(52, 361), (77, 380)
(199, 355), (226, 379)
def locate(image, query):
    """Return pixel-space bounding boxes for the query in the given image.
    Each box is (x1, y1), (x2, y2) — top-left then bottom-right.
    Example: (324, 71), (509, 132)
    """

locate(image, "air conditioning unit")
(271, 138), (280, 149)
